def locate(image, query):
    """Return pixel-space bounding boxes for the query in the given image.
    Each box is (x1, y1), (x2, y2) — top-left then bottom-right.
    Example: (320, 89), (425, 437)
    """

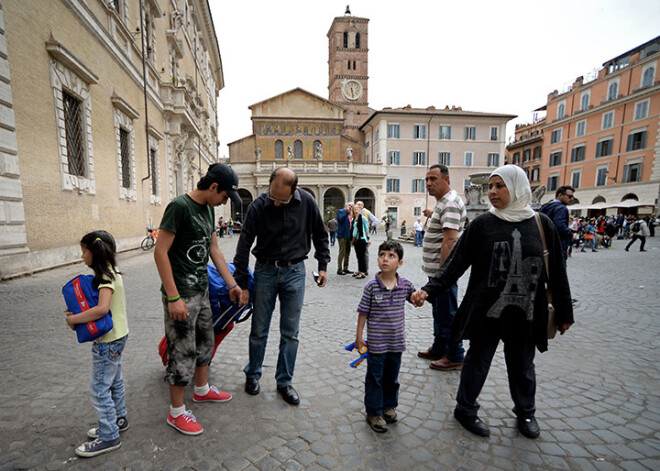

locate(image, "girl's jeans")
(91, 335), (128, 441)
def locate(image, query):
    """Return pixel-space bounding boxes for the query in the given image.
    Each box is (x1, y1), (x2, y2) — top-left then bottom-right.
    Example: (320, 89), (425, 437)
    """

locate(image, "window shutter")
(641, 131), (647, 149)
(626, 134), (633, 151)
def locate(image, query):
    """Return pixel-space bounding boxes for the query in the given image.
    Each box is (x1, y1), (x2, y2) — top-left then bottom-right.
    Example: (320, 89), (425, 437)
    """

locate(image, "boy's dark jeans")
(364, 351), (402, 417)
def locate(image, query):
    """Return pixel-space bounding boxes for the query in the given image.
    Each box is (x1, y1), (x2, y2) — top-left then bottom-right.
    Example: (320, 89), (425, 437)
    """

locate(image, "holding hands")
(411, 289), (428, 307)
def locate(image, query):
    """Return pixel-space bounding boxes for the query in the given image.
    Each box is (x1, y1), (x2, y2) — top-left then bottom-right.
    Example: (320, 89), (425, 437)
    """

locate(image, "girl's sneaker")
(87, 417), (129, 439)
(75, 437), (121, 458)
(167, 410), (203, 435)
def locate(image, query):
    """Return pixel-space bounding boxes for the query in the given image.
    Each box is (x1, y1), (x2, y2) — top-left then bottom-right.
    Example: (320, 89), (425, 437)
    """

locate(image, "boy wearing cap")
(154, 163), (244, 436)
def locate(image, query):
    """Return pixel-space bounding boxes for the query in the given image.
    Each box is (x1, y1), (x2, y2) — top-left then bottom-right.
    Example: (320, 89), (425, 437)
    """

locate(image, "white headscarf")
(488, 165), (535, 222)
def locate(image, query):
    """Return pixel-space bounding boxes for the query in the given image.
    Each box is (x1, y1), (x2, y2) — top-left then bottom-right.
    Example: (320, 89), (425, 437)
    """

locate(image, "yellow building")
(0, 0), (223, 279)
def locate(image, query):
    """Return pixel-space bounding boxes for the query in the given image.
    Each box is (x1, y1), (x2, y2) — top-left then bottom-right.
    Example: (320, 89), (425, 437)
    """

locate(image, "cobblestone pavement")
(1, 232), (659, 471)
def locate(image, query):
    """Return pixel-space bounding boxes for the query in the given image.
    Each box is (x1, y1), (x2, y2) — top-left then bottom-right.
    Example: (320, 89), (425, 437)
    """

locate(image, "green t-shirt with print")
(159, 194), (214, 297)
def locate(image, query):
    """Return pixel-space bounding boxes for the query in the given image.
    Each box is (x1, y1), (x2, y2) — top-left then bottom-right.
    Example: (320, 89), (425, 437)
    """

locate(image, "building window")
(634, 100), (649, 120)
(113, 107), (137, 201)
(531, 167), (540, 181)
(119, 128), (131, 188)
(547, 175), (559, 191)
(571, 171), (581, 189)
(602, 111), (614, 129)
(465, 152), (473, 167)
(388, 151), (400, 165)
(374, 129), (379, 142)
(512, 152), (520, 164)
(523, 149), (530, 162)
(570, 146), (585, 162)
(464, 126), (476, 140)
(596, 167), (608, 186)
(596, 139), (613, 158)
(438, 152), (450, 165)
(343, 32), (348, 48)
(386, 178), (400, 193)
(63, 91), (86, 177)
(275, 140), (283, 159)
(490, 126), (498, 141)
(580, 91), (590, 111)
(557, 102), (565, 119)
(439, 125), (451, 140)
(413, 151), (426, 166)
(607, 80), (619, 100)
(412, 179), (425, 193)
(487, 153), (499, 166)
(387, 124), (400, 138)
(622, 162), (642, 183)
(626, 130), (646, 151)
(413, 125), (426, 139)
(150, 148), (158, 196)
(414, 207), (422, 217)
(549, 151), (562, 167)
(642, 65), (655, 88)
(550, 128), (562, 144)
(533, 146), (541, 159)
(576, 120), (586, 137)
(355, 32), (361, 49)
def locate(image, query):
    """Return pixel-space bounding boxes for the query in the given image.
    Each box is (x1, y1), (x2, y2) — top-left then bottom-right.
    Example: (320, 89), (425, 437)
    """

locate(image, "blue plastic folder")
(62, 275), (113, 343)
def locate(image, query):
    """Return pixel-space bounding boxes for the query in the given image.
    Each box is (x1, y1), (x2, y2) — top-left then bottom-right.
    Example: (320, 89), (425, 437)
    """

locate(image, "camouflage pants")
(162, 289), (214, 386)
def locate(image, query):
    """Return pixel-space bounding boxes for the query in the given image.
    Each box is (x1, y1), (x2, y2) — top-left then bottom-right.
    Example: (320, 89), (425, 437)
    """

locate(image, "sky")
(211, 0), (660, 158)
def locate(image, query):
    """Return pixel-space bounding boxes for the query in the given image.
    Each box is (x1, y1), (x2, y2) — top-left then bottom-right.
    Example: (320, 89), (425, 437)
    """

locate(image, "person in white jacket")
(625, 216), (650, 252)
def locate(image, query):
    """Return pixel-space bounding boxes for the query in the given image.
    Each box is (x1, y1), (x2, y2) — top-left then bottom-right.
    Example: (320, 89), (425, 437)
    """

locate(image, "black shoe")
(245, 378), (260, 395)
(454, 410), (490, 437)
(517, 416), (540, 438)
(337, 270), (345, 275)
(344, 270), (353, 274)
(640, 249), (647, 252)
(277, 385), (300, 405)
(625, 247), (629, 252)
(592, 250), (598, 252)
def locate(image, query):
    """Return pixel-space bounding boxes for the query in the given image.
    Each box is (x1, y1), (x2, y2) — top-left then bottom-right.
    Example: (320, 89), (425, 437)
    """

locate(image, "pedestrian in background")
(66, 231), (129, 458)
(355, 240), (415, 433)
(414, 218), (424, 247)
(351, 202), (370, 279)
(336, 202), (353, 275)
(412, 165), (573, 439)
(539, 186), (575, 261)
(327, 216), (338, 246)
(154, 163), (243, 436)
(580, 219), (598, 252)
(625, 216), (649, 252)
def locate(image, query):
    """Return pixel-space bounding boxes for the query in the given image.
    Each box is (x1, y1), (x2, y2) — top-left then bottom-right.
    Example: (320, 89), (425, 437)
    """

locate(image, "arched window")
(343, 32), (348, 48)
(608, 81), (618, 100)
(557, 103), (565, 119)
(642, 66), (655, 88)
(275, 140), (283, 159)
(294, 140), (303, 159)
(355, 32), (360, 49)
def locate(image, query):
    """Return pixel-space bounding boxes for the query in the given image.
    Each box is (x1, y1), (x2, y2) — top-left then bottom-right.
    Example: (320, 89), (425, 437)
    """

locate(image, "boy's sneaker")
(75, 437), (121, 458)
(167, 410), (203, 435)
(366, 415), (388, 433)
(383, 408), (398, 424)
(193, 385), (232, 403)
(87, 416), (129, 439)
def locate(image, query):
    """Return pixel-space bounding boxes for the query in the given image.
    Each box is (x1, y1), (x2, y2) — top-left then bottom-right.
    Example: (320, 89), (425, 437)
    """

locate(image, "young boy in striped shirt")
(355, 241), (416, 432)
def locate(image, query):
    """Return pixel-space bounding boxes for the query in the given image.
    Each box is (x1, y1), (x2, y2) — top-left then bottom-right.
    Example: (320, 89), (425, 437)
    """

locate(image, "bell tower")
(328, 6), (369, 142)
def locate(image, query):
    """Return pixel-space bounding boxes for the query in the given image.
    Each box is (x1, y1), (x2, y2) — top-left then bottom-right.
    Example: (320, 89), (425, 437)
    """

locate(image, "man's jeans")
(91, 335), (128, 442)
(430, 282), (465, 362)
(244, 261), (306, 387)
(415, 231), (424, 247)
(364, 351), (402, 417)
(329, 231), (336, 246)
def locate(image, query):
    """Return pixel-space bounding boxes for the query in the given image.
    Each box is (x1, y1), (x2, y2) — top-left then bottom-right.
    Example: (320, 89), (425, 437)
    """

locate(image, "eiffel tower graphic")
(486, 229), (543, 321)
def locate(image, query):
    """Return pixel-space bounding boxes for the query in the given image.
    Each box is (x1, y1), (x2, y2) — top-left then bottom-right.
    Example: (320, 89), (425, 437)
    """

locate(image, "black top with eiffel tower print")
(422, 212), (573, 352)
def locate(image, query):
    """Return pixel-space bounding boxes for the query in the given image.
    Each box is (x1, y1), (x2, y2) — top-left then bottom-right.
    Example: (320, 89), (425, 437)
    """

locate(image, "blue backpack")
(207, 263), (253, 333)
(62, 275), (114, 343)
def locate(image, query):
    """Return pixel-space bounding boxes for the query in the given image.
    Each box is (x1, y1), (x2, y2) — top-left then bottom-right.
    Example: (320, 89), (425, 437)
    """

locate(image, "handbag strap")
(534, 213), (550, 280)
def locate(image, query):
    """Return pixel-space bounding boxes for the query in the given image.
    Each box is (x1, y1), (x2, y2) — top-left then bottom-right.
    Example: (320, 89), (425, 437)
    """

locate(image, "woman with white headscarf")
(412, 165), (573, 439)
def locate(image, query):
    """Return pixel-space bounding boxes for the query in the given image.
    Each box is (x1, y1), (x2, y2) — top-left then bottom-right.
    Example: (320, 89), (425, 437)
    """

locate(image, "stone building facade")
(0, 0), (223, 278)
(360, 106), (515, 227)
(540, 35), (659, 213)
(506, 118), (546, 191)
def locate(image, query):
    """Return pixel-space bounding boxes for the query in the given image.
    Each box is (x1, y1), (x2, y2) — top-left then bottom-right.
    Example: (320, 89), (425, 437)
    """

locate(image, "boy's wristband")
(228, 284), (238, 290)
(167, 295), (181, 303)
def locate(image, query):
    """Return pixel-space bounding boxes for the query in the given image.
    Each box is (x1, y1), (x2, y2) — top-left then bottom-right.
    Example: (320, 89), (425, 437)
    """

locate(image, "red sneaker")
(193, 385), (232, 403)
(167, 410), (203, 435)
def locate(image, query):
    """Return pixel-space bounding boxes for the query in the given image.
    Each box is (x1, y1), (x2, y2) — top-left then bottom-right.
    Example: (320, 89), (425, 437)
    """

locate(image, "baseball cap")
(206, 163), (241, 206)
